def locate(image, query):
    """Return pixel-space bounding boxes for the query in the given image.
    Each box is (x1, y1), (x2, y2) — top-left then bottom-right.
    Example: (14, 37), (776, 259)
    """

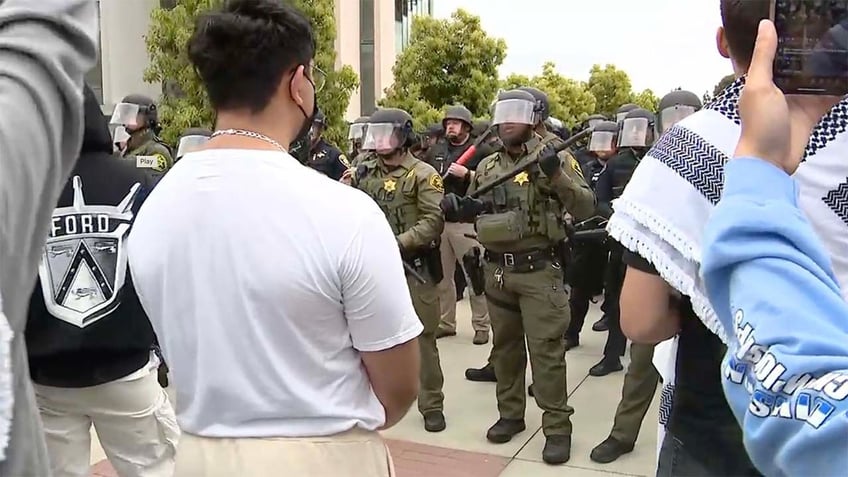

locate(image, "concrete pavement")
(91, 299), (660, 476)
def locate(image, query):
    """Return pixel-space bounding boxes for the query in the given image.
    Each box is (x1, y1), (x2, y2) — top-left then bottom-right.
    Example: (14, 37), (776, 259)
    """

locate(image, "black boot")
(592, 315), (609, 332)
(590, 436), (634, 463)
(423, 411), (446, 433)
(542, 435), (572, 464)
(486, 418), (526, 443)
(589, 358), (624, 377)
(528, 384), (534, 397)
(465, 363), (496, 382)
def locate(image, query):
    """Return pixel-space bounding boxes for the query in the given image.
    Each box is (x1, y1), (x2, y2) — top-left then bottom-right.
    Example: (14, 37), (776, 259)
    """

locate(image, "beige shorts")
(175, 427), (395, 477)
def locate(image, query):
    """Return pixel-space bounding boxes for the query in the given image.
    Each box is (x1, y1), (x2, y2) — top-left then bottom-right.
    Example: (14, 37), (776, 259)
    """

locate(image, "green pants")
(408, 277), (445, 414)
(484, 262), (573, 436)
(610, 343), (659, 445)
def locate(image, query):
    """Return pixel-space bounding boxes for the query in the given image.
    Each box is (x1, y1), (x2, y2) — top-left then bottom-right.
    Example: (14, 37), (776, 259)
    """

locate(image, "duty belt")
(485, 248), (557, 271)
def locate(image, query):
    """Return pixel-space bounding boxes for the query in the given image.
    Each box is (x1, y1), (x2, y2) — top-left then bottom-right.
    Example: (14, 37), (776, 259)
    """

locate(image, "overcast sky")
(432, 0), (734, 97)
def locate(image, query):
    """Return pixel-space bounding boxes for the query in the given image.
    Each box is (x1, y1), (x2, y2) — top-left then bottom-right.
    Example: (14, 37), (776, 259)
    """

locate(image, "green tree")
(144, 0), (358, 147)
(586, 64), (634, 117)
(533, 62), (596, 127)
(713, 74), (736, 96)
(381, 9), (507, 125)
(500, 73), (532, 91)
(631, 88), (660, 112)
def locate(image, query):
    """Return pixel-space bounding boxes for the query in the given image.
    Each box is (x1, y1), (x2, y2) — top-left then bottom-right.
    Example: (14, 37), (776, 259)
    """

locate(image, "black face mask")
(290, 70), (317, 163)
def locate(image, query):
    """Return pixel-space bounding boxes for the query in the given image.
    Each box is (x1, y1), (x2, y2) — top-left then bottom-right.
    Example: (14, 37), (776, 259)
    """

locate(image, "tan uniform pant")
(174, 428), (395, 477)
(34, 370), (179, 477)
(409, 276), (445, 413)
(609, 343), (660, 445)
(437, 222), (490, 333)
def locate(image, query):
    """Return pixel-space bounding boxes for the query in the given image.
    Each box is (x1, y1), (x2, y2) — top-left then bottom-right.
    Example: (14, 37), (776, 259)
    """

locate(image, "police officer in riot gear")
(589, 93), (701, 465)
(614, 103), (639, 123)
(590, 108), (655, 378)
(444, 89), (595, 464)
(110, 94), (174, 174)
(348, 115), (369, 158)
(656, 90), (703, 135)
(350, 108), (448, 433)
(574, 114), (608, 166)
(307, 110), (349, 180)
(563, 120), (619, 351)
(425, 105), (491, 344)
(175, 128), (212, 162)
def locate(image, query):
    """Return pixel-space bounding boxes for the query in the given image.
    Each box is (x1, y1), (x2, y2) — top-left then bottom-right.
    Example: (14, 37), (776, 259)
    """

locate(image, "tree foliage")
(714, 74), (736, 96)
(586, 64), (634, 117)
(381, 9), (507, 127)
(631, 88), (660, 112)
(144, 0), (357, 147)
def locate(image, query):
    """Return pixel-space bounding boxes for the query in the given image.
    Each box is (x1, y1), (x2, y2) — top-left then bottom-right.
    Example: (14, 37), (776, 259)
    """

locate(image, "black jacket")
(425, 136), (489, 200)
(594, 148), (642, 218)
(308, 138), (348, 181)
(25, 86), (159, 388)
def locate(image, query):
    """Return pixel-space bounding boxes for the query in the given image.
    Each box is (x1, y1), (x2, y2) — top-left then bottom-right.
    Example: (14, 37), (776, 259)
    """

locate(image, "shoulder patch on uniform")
(406, 168), (415, 179)
(339, 154), (350, 168)
(570, 157), (584, 177)
(136, 153), (168, 172)
(429, 173), (444, 192)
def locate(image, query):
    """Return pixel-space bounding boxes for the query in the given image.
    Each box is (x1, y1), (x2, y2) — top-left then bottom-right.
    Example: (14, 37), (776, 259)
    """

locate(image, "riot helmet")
(615, 103), (639, 123)
(618, 108), (655, 148)
(518, 86), (550, 122)
(657, 90), (702, 133)
(492, 89), (538, 147)
(584, 114), (607, 130)
(362, 108), (414, 156)
(442, 105), (473, 142)
(348, 116), (369, 141)
(588, 120), (618, 156)
(112, 94), (160, 134)
(309, 108), (327, 144)
(472, 119), (491, 138)
(176, 128), (212, 160)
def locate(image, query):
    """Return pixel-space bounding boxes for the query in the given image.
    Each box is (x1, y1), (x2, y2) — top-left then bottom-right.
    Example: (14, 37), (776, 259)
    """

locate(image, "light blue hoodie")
(702, 158), (848, 477)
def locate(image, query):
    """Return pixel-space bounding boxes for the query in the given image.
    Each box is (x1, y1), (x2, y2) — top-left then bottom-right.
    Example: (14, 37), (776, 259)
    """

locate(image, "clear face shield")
(112, 126), (130, 145)
(348, 123), (365, 141)
(109, 103), (141, 128)
(615, 111), (630, 123)
(588, 131), (616, 152)
(492, 99), (536, 126)
(618, 117), (650, 147)
(176, 135), (209, 159)
(587, 118), (604, 129)
(362, 123), (404, 153)
(659, 105), (697, 133)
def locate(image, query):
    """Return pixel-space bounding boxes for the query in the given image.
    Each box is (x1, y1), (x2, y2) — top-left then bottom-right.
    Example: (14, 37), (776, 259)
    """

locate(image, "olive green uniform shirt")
(125, 129), (173, 173)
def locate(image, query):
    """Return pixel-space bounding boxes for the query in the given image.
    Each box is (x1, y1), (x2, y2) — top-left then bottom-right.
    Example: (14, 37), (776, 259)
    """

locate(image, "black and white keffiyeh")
(607, 76), (848, 455)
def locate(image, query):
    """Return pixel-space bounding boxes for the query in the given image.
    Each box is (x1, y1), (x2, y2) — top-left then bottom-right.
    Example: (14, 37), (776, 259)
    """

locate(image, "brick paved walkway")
(90, 439), (510, 477)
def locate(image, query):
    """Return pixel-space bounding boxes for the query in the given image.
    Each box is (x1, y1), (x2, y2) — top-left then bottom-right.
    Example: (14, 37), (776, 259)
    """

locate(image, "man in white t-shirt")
(127, 2), (422, 476)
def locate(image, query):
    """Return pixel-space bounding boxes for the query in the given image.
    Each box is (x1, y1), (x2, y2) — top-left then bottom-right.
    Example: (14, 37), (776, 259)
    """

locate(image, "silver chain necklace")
(211, 129), (286, 152)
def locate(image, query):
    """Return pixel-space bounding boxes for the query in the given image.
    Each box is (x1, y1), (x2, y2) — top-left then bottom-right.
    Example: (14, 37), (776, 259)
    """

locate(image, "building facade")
(90, 0), (432, 119)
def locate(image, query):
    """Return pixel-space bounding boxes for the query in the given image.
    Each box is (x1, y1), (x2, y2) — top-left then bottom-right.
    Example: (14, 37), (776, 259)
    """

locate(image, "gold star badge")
(514, 171), (529, 186)
(383, 179), (397, 192)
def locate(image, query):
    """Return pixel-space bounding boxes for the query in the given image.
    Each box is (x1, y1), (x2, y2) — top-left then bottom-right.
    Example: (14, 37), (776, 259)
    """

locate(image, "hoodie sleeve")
(0, 0), (98, 470)
(701, 158), (848, 477)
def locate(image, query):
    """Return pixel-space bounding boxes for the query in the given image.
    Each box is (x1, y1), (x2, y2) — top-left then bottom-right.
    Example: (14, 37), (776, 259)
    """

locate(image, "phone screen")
(772, 0), (848, 95)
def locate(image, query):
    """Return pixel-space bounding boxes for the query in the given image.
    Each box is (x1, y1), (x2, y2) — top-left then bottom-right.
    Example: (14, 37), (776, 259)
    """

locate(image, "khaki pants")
(175, 428), (395, 477)
(437, 222), (490, 333)
(609, 343), (659, 445)
(34, 370), (179, 477)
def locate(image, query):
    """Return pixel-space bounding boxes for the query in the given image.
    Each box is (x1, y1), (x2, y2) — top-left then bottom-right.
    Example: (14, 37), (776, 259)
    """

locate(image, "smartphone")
(772, 0), (848, 95)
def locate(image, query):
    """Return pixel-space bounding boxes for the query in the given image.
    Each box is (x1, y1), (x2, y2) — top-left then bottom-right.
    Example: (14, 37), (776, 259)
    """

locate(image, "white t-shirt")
(128, 149), (423, 438)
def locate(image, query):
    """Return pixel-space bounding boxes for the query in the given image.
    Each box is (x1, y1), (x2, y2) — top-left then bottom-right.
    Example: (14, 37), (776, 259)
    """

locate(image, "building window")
(85, 1), (103, 104)
(360, 0), (376, 115)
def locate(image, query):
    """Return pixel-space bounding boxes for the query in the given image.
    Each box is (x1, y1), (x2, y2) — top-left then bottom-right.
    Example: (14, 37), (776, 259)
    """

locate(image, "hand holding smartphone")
(772, 0), (848, 95)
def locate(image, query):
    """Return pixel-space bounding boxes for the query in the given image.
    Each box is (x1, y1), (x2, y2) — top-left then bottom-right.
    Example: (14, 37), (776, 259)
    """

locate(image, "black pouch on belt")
(462, 247), (486, 295)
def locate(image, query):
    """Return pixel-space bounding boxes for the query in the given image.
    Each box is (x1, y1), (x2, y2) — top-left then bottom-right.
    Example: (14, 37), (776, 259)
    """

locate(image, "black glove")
(538, 144), (562, 177)
(441, 193), (486, 222)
